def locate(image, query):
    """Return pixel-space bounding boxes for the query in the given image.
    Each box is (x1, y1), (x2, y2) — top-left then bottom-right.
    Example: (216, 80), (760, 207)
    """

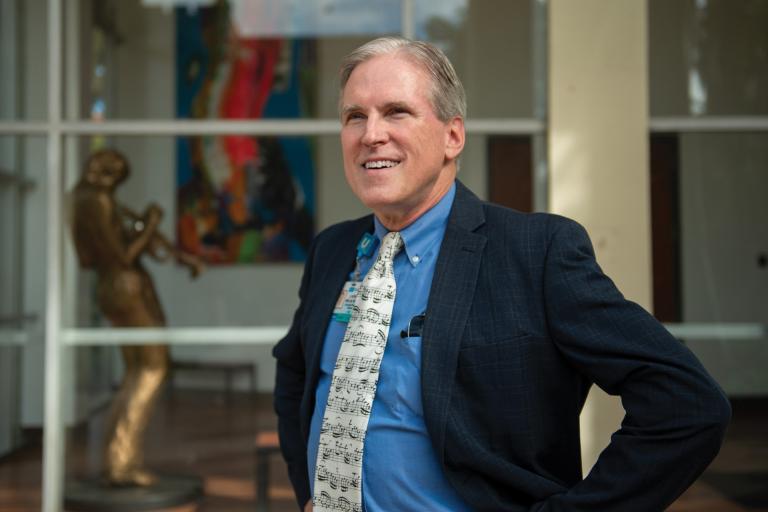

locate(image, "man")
(273, 37), (730, 512)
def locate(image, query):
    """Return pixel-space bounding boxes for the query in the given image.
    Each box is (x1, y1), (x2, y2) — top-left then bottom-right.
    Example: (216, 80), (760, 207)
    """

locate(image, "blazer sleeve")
(533, 217), (731, 512)
(273, 237), (316, 509)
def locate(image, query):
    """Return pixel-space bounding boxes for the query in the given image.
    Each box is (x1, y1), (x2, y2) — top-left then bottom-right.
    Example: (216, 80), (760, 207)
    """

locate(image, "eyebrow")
(341, 101), (413, 118)
(340, 104), (362, 118)
(383, 101), (411, 112)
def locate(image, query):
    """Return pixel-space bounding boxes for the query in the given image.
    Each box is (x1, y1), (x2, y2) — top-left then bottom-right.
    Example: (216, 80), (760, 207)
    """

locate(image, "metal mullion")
(532, 0), (549, 213)
(63, 119), (546, 136)
(0, 171), (36, 189)
(1, 119), (547, 137)
(62, 326), (289, 346)
(532, 134), (548, 212)
(650, 116), (768, 132)
(42, 0), (64, 510)
(60, 119), (343, 136)
(57, 322), (768, 346)
(664, 323), (767, 340)
(0, 330), (28, 346)
(401, 0), (415, 39)
(12, 58), (28, 454)
(532, 0), (548, 122)
(0, 122), (50, 134)
(466, 119), (545, 134)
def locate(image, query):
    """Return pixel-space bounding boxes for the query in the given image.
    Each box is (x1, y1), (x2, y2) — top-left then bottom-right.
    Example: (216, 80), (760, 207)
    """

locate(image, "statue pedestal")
(65, 474), (203, 512)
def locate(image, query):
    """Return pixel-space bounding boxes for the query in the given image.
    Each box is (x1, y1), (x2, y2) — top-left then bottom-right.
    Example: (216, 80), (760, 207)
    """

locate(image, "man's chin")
(356, 187), (401, 211)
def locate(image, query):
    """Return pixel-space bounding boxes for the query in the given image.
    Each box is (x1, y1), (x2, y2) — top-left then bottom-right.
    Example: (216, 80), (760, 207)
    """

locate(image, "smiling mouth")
(362, 160), (401, 169)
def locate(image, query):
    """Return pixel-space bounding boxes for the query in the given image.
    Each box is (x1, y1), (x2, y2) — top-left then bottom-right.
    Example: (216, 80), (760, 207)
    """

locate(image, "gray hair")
(339, 37), (466, 122)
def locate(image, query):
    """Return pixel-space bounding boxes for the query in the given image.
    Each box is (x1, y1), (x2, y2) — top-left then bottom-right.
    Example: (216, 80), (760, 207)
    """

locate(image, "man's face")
(340, 53), (464, 228)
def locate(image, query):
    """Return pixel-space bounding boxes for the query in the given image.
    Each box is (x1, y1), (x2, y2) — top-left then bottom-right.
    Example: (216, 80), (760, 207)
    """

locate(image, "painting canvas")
(175, 3), (316, 263)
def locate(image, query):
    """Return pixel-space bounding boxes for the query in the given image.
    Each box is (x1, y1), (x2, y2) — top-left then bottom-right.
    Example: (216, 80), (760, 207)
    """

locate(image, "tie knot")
(379, 231), (403, 263)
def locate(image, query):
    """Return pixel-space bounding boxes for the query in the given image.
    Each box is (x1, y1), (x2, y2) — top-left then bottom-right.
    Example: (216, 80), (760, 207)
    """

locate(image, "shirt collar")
(373, 182), (456, 268)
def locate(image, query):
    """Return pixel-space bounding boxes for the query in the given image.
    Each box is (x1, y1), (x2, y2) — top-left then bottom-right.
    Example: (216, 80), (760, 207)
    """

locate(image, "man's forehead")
(342, 59), (431, 100)
(343, 53), (430, 89)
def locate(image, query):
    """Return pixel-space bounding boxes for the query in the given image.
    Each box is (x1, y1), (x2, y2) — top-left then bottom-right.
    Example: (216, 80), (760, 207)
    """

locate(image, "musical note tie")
(313, 231), (404, 512)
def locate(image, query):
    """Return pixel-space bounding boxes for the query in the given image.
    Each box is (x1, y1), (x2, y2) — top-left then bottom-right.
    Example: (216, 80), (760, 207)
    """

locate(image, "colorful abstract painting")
(175, 4), (315, 263)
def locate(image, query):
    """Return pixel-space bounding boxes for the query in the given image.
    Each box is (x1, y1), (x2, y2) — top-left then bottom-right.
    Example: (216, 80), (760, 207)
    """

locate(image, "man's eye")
(345, 112), (364, 123)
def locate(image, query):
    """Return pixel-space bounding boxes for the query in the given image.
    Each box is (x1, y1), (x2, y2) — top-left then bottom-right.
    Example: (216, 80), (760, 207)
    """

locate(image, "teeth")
(364, 160), (399, 169)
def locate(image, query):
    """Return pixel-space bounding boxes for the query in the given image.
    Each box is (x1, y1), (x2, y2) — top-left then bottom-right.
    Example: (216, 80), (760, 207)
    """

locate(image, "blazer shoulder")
(453, 180), (585, 240)
(480, 201), (586, 240)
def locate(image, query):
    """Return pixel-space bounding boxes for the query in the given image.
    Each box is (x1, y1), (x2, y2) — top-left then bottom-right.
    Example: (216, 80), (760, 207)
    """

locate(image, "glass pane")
(649, 0), (768, 116)
(61, 130), (519, 330)
(54, 128), (538, 510)
(650, 132), (768, 395)
(416, 0), (539, 118)
(0, 135), (46, 511)
(0, 135), (47, 331)
(57, 131), (519, 510)
(0, 0), (48, 120)
(68, 0), (401, 120)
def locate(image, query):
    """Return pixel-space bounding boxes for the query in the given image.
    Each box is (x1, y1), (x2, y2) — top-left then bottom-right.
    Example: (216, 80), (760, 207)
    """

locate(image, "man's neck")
(375, 178), (456, 231)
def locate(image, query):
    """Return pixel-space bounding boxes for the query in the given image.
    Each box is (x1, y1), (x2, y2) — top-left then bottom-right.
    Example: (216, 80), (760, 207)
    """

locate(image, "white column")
(548, 0), (651, 474)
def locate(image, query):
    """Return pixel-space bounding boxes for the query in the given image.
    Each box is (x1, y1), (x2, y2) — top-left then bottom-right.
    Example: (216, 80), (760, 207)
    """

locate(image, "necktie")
(313, 231), (404, 512)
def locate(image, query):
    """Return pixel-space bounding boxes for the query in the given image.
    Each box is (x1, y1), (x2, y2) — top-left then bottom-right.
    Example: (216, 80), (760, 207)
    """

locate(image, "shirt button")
(411, 255), (420, 264)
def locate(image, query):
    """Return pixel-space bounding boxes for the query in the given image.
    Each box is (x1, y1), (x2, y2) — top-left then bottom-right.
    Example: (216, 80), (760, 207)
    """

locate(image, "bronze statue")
(71, 149), (203, 486)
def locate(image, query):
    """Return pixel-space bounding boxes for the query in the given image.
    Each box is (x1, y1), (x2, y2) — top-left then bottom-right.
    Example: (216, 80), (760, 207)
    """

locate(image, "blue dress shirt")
(307, 183), (471, 511)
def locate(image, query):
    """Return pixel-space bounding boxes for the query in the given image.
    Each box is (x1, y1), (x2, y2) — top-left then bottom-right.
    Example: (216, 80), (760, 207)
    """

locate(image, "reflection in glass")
(415, 0), (466, 41)
(89, 22), (109, 122)
(649, 0), (768, 116)
(416, 0), (536, 118)
(74, 0), (399, 120)
(650, 132), (768, 395)
(223, 0), (400, 37)
(176, 7), (320, 120)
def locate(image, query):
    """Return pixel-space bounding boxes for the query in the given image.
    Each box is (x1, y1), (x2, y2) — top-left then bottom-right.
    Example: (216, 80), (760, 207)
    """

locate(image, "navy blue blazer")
(273, 181), (731, 511)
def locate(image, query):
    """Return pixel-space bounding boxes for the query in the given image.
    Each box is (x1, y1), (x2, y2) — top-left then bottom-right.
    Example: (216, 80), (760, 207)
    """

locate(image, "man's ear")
(445, 116), (465, 161)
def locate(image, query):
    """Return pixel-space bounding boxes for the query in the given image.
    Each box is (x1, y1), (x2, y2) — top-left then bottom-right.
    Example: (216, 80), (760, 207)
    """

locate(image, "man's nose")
(361, 117), (388, 146)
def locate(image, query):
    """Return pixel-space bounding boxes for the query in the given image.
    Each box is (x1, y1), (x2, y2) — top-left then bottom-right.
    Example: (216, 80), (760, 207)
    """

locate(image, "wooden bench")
(169, 360), (256, 404)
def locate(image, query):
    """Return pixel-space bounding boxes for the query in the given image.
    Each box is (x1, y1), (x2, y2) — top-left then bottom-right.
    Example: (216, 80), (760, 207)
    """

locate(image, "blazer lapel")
(421, 181), (486, 464)
(305, 217), (374, 388)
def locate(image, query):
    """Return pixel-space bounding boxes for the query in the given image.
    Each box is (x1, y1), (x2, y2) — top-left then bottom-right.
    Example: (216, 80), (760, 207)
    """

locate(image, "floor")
(0, 391), (766, 511)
